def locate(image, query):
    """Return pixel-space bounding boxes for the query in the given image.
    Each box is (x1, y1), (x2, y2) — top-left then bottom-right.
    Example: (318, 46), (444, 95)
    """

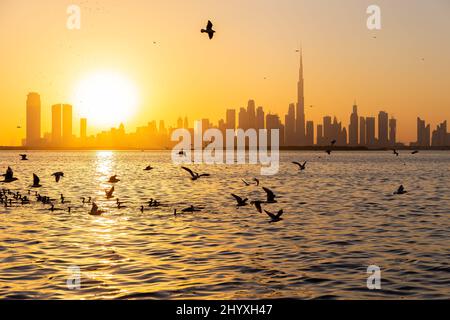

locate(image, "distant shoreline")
(0, 146), (449, 151)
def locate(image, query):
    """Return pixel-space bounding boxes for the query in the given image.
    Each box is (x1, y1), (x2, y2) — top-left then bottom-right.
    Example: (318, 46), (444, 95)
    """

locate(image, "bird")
(392, 149), (399, 157)
(292, 161), (307, 171)
(393, 185), (407, 195)
(262, 187), (277, 203)
(330, 139), (337, 146)
(105, 186), (114, 198)
(231, 194), (248, 207)
(254, 178), (260, 186)
(241, 179), (251, 186)
(181, 166), (210, 180)
(51, 172), (64, 183)
(31, 174), (42, 188)
(89, 203), (105, 215)
(325, 149), (332, 155)
(264, 209), (284, 222)
(181, 205), (202, 213)
(108, 175), (120, 183)
(1, 167), (18, 183)
(178, 149), (186, 156)
(250, 200), (263, 213)
(201, 20), (215, 39)
(411, 150), (419, 154)
(144, 165), (154, 171)
(19, 154), (28, 161)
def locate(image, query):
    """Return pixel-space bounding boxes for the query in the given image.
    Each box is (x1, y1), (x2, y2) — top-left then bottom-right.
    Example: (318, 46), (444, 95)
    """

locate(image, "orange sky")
(1, 0), (449, 145)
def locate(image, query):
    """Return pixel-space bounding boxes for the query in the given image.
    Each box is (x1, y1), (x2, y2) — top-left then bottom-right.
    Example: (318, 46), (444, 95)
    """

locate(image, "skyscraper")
(226, 109), (236, 130)
(284, 103), (296, 146)
(323, 116), (332, 142)
(366, 117), (376, 146)
(238, 107), (248, 130)
(62, 104), (73, 145)
(416, 117), (430, 147)
(349, 103), (359, 146)
(306, 121), (314, 146)
(317, 124), (324, 145)
(26, 92), (41, 146)
(256, 106), (264, 130)
(295, 49), (305, 146)
(247, 100), (256, 129)
(389, 117), (396, 146)
(378, 111), (389, 147)
(431, 120), (448, 146)
(51, 104), (62, 145)
(359, 117), (366, 146)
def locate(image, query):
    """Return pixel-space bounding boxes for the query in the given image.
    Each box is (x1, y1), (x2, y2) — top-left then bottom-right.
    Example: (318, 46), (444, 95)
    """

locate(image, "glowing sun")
(72, 71), (139, 127)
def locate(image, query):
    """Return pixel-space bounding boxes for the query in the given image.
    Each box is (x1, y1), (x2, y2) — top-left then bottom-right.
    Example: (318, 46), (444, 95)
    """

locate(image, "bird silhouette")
(250, 200), (263, 213)
(231, 194), (248, 206)
(262, 187), (277, 203)
(264, 209), (284, 222)
(144, 165), (154, 171)
(105, 186), (114, 198)
(411, 150), (419, 154)
(331, 140), (337, 146)
(19, 154), (28, 161)
(254, 178), (260, 186)
(241, 179), (251, 186)
(51, 172), (64, 183)
(181, 166), (210, 180)
(393, 185), (407, 195)
(108, 175), (120, 183)
(31, 174), (42, 188)
(89, 203), (105, 215)
(392, 149), (399, 157)
(1, 167), (18, 183)
(292, 161), (307, 171)
(201, 20), (215, 39)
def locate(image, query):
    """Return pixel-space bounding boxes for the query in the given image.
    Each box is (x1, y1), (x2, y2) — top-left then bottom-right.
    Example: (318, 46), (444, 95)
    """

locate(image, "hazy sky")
(1, 0), (449, 145)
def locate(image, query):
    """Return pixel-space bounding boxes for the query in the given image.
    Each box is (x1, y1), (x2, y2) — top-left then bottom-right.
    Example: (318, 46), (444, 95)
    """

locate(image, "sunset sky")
(0, 0), (449, 145)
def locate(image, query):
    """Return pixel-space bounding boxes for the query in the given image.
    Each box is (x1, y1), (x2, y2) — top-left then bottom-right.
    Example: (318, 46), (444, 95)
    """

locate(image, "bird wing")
(241, 179), (249, 185)
(302, 161), (307, 166)
(198, 173), (210, 177)
(208, 32), (214, 39)
(207, 20), (213, 29)
(264, 210), (277, 220)
(276, 210), (284, 218)
(55, 175), (61, 183)
(254, 201), (262, 213)
(231, 193), (243, 203)
(262, 187), (275, 201)
(292, 161), (301, 167)
(181, 166), (196, 178)
(33, 174), (40, 185)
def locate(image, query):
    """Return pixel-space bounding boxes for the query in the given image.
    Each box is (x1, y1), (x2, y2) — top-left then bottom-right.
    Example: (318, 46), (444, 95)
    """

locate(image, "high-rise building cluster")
(23, 51), (449, 148)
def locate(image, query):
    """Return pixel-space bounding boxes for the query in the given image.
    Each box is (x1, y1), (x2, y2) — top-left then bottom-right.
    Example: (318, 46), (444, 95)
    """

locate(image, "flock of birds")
(1, 141), (418, 222)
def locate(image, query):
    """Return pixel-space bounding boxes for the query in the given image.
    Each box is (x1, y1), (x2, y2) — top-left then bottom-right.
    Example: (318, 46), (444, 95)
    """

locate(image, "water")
(0, 150), (449, 299)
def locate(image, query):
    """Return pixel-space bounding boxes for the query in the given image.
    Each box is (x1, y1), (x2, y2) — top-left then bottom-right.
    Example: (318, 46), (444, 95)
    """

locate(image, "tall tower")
(26, 92), (41, 146)
(349, 103), (359, 146)
(295, 48), (305, 146)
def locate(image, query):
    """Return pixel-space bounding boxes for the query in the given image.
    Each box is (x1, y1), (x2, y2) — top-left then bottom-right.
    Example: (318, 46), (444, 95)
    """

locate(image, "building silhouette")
(26, 92), (41, 146)
(349, 103), (359, 146)
(431, 120), (448, 146)
(305, 121), (314, 145)
(51, 104), (62, 146)
(365, 117), (376, 146)
(226, 109), (236, 130)
(256, 106), (264, 130)
(359, 116), (366, 146)
(378, 111), (389, 147)
(284, 103), (296, 146)
(295, 49), (306, 146)
(415, 117), (430, 147)
(247, 100), (256, 130)
(389, 117), (397, 146)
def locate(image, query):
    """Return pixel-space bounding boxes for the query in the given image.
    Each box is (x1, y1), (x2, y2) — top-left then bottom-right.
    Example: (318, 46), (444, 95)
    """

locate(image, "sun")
(72, 71), (139, 127)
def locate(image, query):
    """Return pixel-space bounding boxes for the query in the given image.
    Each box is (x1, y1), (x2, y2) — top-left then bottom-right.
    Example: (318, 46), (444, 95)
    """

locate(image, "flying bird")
(393, 185), (407, 195)
(231, 194), (248, 207)
(1, 167), (18, 183)
(264, 209), (284, 222)
(51, 172), (64, 183)
(181, 166), (210, 181)
(262, 187), (277, 203)
(330, 139), (337, 146)
(392, 149), (399, 157)
(292, 161), (307, 171)
(241, 179), (251, 186)
(254, 178), (260, 186)
(105, 186), (115, 198)
(250, 200), (263, 213)
(144, 165), (154, 171)
(31, 174), (42, 188)
(325, 149), (332, 155)
(19, 154), (28, 161)
(411, 150), (419, 154)
(201, 20), (215, 39)
(108, 175), (120, 183)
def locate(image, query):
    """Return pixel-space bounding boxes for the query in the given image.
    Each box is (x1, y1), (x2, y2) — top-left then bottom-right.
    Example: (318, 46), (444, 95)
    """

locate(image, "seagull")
(51, 172), (64, 182)
(411, 150), (419, 154)
(201, 20), (215, 39)
(178, 149), (186, 156)
(105, 186), (114, 198)
(254, 178), (260, 186)
(250, 200), (263, 213)
(89, 202), (105, 215)
(325, 149), (332, 155)
(241, 179), (251, 186)
(262, 187), (277, 203)
(1, 167), (18, 183)
(231, 194), (248, 207)
(19, 154), (28, 160)
(31, 174), (42, 188)
(264, 209), (284, 222)
(393, 185), (407, 195)
(181, 205), (202, 213)
(181, 166), (210, 180)
(331, 139), (337, 146)
(292, 161), (307, 171)
(392, 149), (399, 157)
(108, 175), (120, 183)
(144, 165), (154, 171)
